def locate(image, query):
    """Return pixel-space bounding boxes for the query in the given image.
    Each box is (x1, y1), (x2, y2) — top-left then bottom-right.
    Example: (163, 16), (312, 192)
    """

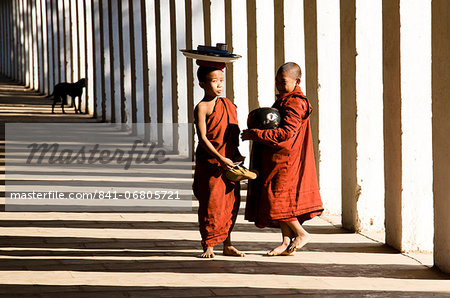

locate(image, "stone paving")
(0, 76), (449, 297)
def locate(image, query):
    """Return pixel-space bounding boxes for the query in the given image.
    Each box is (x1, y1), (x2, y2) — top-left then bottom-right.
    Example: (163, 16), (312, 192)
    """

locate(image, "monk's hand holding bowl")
(219, 157), (235, 170)
(241, 129), (252, 141)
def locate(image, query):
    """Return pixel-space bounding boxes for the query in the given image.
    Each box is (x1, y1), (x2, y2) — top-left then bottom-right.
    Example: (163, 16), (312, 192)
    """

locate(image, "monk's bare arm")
(195, 103), (235, 169)
(242, 99), (307, 148)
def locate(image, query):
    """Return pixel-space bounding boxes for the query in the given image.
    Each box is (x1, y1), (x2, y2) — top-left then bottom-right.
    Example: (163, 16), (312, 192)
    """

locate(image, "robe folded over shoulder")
(245, 86), (323, 228)
(193, 97), (241, 249)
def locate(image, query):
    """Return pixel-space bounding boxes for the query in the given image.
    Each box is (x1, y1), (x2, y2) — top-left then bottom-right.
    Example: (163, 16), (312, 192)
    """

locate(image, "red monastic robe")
(193, 97), (241, 249)
(245, 86), (323, 228)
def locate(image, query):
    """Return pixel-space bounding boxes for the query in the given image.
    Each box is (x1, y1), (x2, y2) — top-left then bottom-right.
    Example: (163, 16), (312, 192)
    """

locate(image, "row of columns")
(338, 0), (435, 253)
(0, 0), (449, 273)
(0, 0), (87, 109)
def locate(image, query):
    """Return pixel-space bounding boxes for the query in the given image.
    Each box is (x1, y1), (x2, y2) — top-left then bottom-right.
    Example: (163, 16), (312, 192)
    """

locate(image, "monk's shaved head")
(277, 62), (302, 80)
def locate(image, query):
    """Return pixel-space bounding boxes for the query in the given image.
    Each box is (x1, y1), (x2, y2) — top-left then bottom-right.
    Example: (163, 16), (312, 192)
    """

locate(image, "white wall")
(355, 0), (385, 232)
(255, 1), (274, 107)
(400, 0), (433, 251)
(317, 0), (341, 215)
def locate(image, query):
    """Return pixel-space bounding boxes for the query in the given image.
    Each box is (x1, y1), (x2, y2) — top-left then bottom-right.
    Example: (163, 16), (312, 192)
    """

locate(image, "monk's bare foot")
(223, 245), (246, 257)
(280, 249), (295, 256)
(287, 233), (311, 253)
(199, 247), (215, 258)
(266, 243), (289, 256)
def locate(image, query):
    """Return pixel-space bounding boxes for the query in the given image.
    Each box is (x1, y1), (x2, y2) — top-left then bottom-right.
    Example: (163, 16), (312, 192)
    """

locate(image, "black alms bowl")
(247, 107), (281, 129)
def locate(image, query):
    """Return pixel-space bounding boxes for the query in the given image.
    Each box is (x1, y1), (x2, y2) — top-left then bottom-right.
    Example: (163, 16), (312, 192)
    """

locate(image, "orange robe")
(245, 86), (323, 228)
(193, 97), (241, 249)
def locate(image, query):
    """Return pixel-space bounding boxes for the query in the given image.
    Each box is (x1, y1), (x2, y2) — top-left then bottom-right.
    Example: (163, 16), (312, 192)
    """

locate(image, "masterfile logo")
(26, 140), (169, 170)
(5, 123), (193, 211)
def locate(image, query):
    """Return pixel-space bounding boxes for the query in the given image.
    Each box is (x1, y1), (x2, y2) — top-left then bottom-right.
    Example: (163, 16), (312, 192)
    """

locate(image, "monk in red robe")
(242, 62), (323, 256)
(193, 62), (245, 258)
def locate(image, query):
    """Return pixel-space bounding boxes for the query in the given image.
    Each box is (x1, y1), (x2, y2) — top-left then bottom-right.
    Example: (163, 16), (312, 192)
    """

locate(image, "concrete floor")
(0, 76), (449, 297)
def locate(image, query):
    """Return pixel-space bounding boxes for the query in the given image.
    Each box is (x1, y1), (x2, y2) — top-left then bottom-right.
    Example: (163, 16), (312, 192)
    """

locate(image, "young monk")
(192, 61), (246, 258)
(242, 62), (324, 256)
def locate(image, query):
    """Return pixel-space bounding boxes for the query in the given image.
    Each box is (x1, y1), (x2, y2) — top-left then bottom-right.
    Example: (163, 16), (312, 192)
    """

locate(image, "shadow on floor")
(0, 219), (351, 234)
(0, 235), (395, 253)
(0, 285), (448, 298)
(0, 253), (447, 280)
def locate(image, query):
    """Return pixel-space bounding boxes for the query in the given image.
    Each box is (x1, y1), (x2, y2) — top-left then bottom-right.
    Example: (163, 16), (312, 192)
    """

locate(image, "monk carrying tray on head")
(241, 62), (324, 256)
(193, 60), (246, 258)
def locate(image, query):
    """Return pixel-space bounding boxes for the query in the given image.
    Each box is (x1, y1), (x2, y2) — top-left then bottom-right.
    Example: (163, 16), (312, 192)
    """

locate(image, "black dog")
(48, 78), (86, 114)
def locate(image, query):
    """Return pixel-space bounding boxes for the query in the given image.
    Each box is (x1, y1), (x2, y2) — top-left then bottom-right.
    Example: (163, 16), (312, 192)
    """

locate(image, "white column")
(355, 0), (384, 232)
(51, 0), (59, 84)
(41, 0), (48, 93)
(316, 0), (341, 215)
(7, 0), (11, 76)
(6, 0), (11, 76)
(121, 0), (132, 125)
(10, 1), (14, 77)
(77, 0), (86, 110)
(3, 0), (7, 75)
(132, 0), (145, 128)
(13, 0), (18, 80)
(229, 0), (249, 164)
(1, 1), (6, 76)
(284, 0), (306, 92)
(19, 0), (25, 83)
(9, 1), (14, 78)
(58, 0), (65, 83)
(174, 0), (189, 155)
(28, 0), (35, 89)
(0, 1), (4, 75)
(9, 0), (14, 78)
(46, 0), (54, 91)
(2, 0), (6, 75)
(11, 0), (17, 80)
(6, 0), (11, 78)
(210, 0), (225, 45)
(255, 0), (274, 107)
(23, 0), (30, 87)
(5, 0), (10, 76)
(32, 0), (38, 88)
(209, 0), (226, 98)
(0, 1), (3, 74)
(145, 0), (158, 141)
(1, 2), (10, 76)
(400, 0), (433, 251)
(4, 0), (8, 75)
(111, 0), (121, 122)
(93, 0), (103, 119)
(64, 0), (72, 83)
(71, 0), (79, 81)
(85, 0), (95, 115)
(102, 0), (112, 121)
(36, 0), (44, 92)
(160, 0), (173, 146)
(15, 0), (21, 80)
(191, 0), (204, 106)
(4, 1), (8, 77)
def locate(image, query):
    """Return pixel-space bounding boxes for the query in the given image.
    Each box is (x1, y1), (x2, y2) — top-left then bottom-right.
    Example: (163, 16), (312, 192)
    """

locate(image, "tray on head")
(180, 49), (242, 63)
